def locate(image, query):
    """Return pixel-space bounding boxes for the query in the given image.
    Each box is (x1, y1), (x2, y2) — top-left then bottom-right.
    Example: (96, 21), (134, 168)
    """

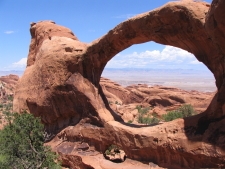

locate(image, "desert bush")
(127, 120), (133, 124)
(136, 106), (150, 115)
(162, 104), (196, 122)
(7, 95), (13, 102)
(0, 111), (61, 169)
(162, 110), (183, 122)
(105, 149), (110, 155)
(115, 101), (121, 105)
(136, 105), (142, 112)
(139, 107), (149, 115)
(136, 106), (159, 125)
(4, 103), (13, 111)
(179, 104), (195, 117)
(108, 101), (113, 104)
(104, 144), (121, 156)
(138, 115), (160, 125)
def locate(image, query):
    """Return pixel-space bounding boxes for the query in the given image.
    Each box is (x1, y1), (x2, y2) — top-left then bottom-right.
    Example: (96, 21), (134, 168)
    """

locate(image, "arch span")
(83, 1), (219, 87)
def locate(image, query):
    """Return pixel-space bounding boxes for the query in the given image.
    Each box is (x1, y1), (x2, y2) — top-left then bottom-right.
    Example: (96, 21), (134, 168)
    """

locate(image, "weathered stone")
(14, 0), (225, 168)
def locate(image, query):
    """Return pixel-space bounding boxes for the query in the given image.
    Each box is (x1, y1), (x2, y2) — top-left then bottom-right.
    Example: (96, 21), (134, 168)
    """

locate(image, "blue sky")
(0, 0), (212, 71)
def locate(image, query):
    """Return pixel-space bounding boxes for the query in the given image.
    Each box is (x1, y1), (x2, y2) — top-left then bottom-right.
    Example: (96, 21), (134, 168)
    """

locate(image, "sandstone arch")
(14, 0), (225, 168)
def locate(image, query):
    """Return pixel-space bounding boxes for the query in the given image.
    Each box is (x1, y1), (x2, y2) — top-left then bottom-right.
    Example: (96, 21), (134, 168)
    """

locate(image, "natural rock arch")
(14, 0), (225, 168)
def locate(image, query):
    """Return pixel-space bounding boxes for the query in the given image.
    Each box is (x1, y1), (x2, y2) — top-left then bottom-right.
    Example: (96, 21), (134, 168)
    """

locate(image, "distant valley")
(102, 68), (216, 92)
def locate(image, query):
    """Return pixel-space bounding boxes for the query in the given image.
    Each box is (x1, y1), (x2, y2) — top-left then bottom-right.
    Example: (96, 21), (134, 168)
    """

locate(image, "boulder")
(152, 107), (167, 118)
(104, 145), (126, 162)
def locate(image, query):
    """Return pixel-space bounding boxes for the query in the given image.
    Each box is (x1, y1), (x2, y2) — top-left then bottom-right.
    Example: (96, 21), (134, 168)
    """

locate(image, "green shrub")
(105, 144), (121, 156)
(179, 104), (195, 117)
(136, 105), (142, 112)
(162, 111), (183, 122)
(139, 107), (149, 115)
(0, 112), (61, 169)
(4, 103), (13, 111)
(108, 101), (113, 104)
(136, 106), (159, 125)
(127, 120), (133, 124)
(138, 115), (160, 125)
(7, 95), (13, 102)
(107, 144), (118, 152)
(162, 104), (196, 122)
(136, 106), (160, 124)
(105, 150), (110, 155)
(115, 101), (121, 105)
(136, 106), (150, 115)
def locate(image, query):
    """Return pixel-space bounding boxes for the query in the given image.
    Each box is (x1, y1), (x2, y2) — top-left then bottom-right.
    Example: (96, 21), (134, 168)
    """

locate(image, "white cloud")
(13, 58), (27, 67)
(113, 14), (137, 19)
(3, 58), (27, 71)
(106, 45), (203, 69)
(190, 59), (201, 64)
(4, 30), (15, 34)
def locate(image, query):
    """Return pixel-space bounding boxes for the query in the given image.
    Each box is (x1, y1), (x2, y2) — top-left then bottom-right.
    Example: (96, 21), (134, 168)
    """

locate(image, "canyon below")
(0, 74), (216, 169)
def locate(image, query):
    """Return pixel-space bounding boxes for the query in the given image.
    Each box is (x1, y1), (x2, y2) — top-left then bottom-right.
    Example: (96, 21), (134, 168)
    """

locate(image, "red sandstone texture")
(0, 75), (19, 129)
(0, 74), (19, 100)
(0, 74), (19, 91)
(14, 0), (225, 168)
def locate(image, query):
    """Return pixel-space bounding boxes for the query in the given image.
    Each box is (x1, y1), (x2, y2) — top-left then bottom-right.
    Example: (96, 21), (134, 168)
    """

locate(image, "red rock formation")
(14, 0), (225, 168)
(27, 21), (78, 67)
(0, 74), (19, 129)
(0, 74), (19, 88)
(0, 74), (19, 98)
(101, 78), (214, 122)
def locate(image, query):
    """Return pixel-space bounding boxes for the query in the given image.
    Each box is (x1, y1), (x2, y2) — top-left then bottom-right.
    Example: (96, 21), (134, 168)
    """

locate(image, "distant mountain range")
(0, 71), (24, 77)
(102, 68), (216, 92)
(104, 67), (212, 73)
(0, 68), (213, 77)
(0, 68), (215, 92)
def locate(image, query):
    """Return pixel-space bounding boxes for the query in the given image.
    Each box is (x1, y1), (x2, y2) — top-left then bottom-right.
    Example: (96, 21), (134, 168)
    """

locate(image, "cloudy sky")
(0, 0), (212, 71)
(106, 44), (205, 70)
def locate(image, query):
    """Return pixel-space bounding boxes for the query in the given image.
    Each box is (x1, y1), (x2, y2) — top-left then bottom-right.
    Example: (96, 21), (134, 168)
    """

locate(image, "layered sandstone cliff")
(14, 0), (225, 168)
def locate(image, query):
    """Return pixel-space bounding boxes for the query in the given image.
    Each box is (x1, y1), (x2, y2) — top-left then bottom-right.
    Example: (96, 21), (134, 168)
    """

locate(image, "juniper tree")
(0, 112), (61, 169)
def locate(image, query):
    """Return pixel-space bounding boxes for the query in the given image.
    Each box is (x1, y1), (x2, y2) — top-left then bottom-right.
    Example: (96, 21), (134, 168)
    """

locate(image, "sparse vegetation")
(105, 144), (120, 155)
(162, 110), (183, 122)
(0, 95), (14, 125)
(136, 106), (159, 125)
(162, 104), (196, 122)
(4, 103), (13, 111)
(127, 120), (133, 124)
(135, 104), (196, 124)
(104, 144), (123, 156)
(7, 95), (13, 102)
(136, 105), (150, 115)
(115, 101), (121, 105)
(138, 115), (160, 125)
(0, 111), (62, 169)
(0, 94), (61, 168)
(104, 144), (126, 162)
